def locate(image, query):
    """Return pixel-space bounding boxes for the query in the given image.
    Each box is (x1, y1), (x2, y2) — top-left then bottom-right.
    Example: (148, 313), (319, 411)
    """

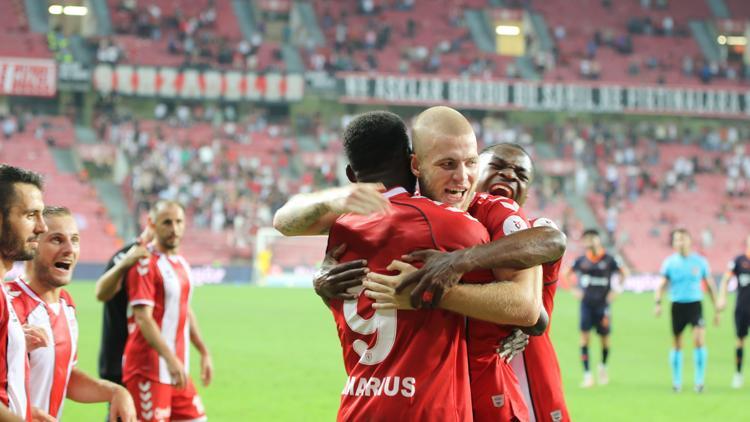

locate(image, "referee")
(654, 228), (719, 393)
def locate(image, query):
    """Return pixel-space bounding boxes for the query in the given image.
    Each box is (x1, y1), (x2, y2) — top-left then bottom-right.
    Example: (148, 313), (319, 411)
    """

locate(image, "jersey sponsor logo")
(503, 215), (528, 236)
(580, 275), (608, 287)
(739, 274), (750, 287)
(551, 410), (563, 422)
(491, 394), (505, 408)
(341, 376), (416, 398)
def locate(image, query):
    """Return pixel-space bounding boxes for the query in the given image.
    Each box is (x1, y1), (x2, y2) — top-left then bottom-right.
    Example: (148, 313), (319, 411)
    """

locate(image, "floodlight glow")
(63, 6), (88, 16)
(48, 5), (63, 15)
(495, 25), (521, 36)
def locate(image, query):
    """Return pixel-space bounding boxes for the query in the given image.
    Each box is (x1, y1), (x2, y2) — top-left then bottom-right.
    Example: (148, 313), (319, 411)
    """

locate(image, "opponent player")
(95, 225), (152, 388)
(0, 164), (48, 421)
(717, 234), (750, 388)
(275, 108), (549, 421)
(566, 229), (629, 388)
(8, 206), (136, 421)
(123, 200), (212, 421)
(655, 228), (719, 393)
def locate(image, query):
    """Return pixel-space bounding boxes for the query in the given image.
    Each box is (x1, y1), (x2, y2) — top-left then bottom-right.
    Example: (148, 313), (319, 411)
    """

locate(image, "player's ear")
(410, 153), (420, 177)
(345, 165), (356, 183)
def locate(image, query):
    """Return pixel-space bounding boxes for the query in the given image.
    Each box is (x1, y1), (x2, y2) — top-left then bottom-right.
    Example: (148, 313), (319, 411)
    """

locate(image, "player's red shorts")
(125, 375), (206, 422)
(470, 353), (529, 422)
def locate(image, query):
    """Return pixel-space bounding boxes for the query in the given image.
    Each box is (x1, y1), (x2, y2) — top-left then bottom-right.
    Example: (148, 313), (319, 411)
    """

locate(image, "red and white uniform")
(123, 249), (205, 422)
(0, 283), (30, 420)
(328, 187), (492, 421)
(467, 192), (531, 422)
(7, 278), (77, 421)
(509, 217), (570, 422)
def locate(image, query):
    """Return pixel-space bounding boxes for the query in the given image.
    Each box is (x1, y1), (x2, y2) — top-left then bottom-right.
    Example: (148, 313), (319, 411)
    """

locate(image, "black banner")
(340, 73), (750, 117)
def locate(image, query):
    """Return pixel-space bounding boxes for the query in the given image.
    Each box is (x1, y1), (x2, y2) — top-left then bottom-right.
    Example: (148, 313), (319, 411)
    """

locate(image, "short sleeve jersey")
(8, 279), (77, 420)
(572, 253), (621, 306)
(123, 249), (193, 385)
(0, 283), (30, 420)
(328, 187), (490, 422)
(661, 253), (711, 303)
(98, 242), (135, 383)
(728, 255), (750, 308)
(467, 192), (532, 422)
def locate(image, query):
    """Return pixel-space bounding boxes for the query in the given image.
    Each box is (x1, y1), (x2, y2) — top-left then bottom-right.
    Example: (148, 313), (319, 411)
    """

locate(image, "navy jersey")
(98, 242), (135, 383)
(572, 253), (621, 306)
(729, 255), (750, 309)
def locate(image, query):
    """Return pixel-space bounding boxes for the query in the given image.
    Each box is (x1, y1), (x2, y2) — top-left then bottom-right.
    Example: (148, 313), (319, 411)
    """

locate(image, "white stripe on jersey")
(14, 280), (78, 419)
(510, 353), (536, 422)
(156, 255), (185, 385)
(3, 286), (28, 419)
(176, 256), (193, 372)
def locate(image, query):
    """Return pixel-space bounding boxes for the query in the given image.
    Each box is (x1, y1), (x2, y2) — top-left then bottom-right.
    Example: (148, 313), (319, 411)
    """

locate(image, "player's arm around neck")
(450, 226), (566, 272)
(273, 184), (389, 236)
(440, 265), (543, 327)
(131, 305), (187, 388)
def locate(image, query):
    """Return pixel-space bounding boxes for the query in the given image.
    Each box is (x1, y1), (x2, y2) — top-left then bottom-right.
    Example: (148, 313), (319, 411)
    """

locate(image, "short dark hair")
(343, 111), (411, 175)
(481, 142), (532, 162)
(0, 164), (44, 219)
(43, 206), (72, 218)
(582, 228), (600, 238)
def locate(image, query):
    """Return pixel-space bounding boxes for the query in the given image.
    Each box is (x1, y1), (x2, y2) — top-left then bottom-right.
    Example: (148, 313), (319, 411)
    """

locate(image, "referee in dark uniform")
(95, 227), (152, 387)
(567, 229), (629, 388)
(718, 234), (750, 389)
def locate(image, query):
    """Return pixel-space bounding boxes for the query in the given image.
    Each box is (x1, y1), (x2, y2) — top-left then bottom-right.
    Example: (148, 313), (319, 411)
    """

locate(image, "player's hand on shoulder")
(123, 243), (150, 267)
(23, 324), (49, 351)
(108, 386), (137, 422)
(399, 249), (466, 309)
(497, 329), (529, 363)
(314, 244), (368, 302)
(364, 260), (418, 311)
(31, 407), (56, 422)
(328, 183), (390, 216)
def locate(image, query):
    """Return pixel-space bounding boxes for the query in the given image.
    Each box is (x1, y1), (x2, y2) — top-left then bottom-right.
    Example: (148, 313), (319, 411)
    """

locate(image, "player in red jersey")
(8, 206), (135, 422)
(123, 200), (212, 422)
(275, 111), (543, 420)
(0, 164), (48, 422)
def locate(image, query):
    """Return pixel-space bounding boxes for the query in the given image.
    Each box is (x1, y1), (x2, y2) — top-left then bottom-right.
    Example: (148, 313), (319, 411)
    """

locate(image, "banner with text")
(94, 64), (304, 101)
(340, 73), (750, 117)
(0, 58), (57, 97)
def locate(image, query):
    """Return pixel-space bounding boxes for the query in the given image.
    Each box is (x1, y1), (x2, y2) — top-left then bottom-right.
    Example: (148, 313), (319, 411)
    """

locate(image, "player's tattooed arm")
(273, 184), (390, 236)
(398, 226), (565, 308)
(313, 244), (369, 305)
(367, 261), (543, 326)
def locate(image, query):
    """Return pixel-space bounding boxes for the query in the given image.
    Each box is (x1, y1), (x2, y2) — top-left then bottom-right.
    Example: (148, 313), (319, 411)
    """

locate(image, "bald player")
(275, 107), (559, 421)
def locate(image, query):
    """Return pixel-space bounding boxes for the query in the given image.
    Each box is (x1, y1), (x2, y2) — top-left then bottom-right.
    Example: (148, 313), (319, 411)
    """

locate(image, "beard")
(0, 218), (35, 261)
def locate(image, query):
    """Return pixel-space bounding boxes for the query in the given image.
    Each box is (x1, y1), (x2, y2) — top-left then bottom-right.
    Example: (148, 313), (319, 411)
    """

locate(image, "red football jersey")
(509, 217), (569, 422)
(0, 283), (30, 421)
(328, 187), (491, 422)
(123, 249), (193, 385)
(8, 278), (78, 420)
(467, 192), (531, 422)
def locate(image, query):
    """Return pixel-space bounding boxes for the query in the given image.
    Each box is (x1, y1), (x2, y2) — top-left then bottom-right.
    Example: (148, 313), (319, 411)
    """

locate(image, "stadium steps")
(707, 0), (731, 19)
(89, 0), (113, 36)
(23, 0), (48, 33)
(281, 44), (305, 73)
(75, 126), (98, 145)
(92, 179), (137, 241)
(465, 9), (495, 53)
(294, 1), (325, 47)
(516, 56), (540, 80)
(50, 148), (81, 174)
(528, 12), (554, 53)
(232, 0), (257, 40)
(689, 20), (721, 63)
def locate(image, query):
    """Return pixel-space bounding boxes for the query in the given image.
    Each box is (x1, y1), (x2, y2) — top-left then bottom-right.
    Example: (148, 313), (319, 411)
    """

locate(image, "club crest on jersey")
(491, 394), (505, 407)
(503, 215), (528, 235)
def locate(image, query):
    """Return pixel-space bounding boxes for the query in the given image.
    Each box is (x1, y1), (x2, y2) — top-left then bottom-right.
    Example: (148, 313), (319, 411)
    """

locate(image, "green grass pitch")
(63, 283), (745, 421)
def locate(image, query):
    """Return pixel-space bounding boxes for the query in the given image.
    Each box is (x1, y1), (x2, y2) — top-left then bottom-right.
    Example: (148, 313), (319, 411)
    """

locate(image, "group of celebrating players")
(0, 166), (211, 421)
(0, 105), (748, 421)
